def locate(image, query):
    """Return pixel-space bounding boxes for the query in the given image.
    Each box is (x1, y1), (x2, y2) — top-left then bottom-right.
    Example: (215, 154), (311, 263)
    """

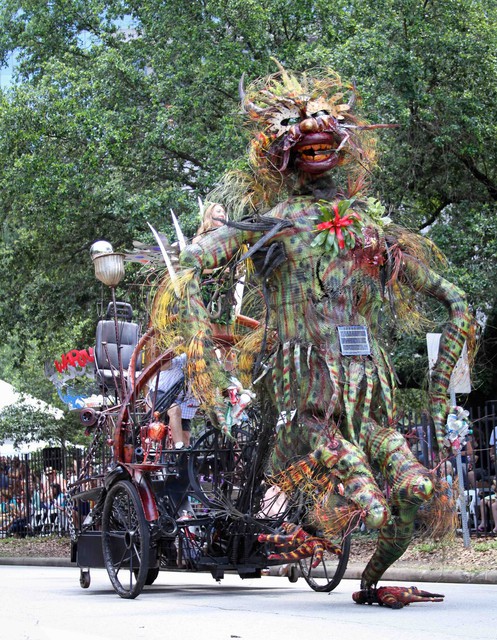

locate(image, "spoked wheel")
(102, 480), (151, 599)
(188, 427), (256, 509)
(135, 566), (160, 586)
(298, 532), (351, 592)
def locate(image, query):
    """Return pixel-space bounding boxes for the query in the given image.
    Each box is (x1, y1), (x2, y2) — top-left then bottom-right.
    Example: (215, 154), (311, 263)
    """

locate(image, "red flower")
(316, 204), (360, 249)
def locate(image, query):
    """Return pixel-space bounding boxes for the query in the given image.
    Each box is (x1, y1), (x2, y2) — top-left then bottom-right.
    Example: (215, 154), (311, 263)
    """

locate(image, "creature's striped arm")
(178, 224), (258, 420)
(399, 256), (473, 453)
(181, 224), (248, 272)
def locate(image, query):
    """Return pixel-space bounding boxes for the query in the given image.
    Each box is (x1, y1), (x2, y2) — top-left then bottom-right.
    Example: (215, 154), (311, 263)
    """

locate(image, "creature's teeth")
(301, 151), (333, 162)
(299, 143), (334, 152)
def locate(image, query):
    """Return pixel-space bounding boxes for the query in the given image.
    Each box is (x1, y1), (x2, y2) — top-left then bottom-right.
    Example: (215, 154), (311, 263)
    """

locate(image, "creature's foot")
(352, 586), (445, 609)
(258, 522), (340, 568)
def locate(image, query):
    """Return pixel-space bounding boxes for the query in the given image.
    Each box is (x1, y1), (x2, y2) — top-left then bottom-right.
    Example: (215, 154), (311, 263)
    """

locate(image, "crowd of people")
(0, 455), (72, 538)
(466, 425), (497, 533)
(407, 421), (497, 533)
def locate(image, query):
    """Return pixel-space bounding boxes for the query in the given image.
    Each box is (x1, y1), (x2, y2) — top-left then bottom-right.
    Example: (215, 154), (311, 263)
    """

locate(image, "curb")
(1, 558), (496, 584)
(263, 562), (497, 585)
(342, 563), (497, 585)
(0, 557), (72, 568)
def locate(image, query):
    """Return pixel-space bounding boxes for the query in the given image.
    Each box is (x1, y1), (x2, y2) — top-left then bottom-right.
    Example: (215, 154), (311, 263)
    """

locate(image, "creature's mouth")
(411, 476), (434, 502)
(293, 133), (342, 174)
(298, 143), (336, 162)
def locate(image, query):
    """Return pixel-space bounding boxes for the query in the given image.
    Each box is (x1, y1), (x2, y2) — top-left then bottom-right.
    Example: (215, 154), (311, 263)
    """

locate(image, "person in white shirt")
(147, 354), (199, 449)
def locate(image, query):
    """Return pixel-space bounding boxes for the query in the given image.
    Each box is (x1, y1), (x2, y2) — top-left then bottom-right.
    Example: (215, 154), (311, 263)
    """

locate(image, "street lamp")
(90, 240), (126, 402)
(90, 241), (125, 287)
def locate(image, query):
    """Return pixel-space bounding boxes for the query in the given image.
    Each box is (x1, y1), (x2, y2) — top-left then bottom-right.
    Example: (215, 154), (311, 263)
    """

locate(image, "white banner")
(426, 333), (471, 394)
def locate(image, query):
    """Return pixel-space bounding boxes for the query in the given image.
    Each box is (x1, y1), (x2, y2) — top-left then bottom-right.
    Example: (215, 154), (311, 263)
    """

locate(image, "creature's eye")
(386, 462), (393, 471)
(311, 110), (330, 118)
(280, 116), (301, 127)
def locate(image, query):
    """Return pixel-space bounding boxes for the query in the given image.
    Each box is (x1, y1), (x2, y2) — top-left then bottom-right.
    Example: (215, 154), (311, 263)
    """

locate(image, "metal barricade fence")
(397, 406), (497, 537)
(0, 445), (110, 538)
(0, 403), (495, 538)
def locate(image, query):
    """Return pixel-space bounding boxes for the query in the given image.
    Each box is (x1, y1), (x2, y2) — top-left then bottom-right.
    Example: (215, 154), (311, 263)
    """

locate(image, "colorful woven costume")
(152, 64), (473, 605)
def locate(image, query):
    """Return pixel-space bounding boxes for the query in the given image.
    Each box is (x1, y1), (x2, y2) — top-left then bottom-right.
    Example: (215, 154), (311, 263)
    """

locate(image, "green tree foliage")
(0, 0), (496, 417)
(0, 402), (83, 448)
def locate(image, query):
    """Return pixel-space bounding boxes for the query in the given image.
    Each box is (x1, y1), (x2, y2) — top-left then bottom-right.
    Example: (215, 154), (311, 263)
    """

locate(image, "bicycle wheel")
(298, 531), (350, 592)
(188, 428), (254, 509)
(102, 480), (151, 598)
(134, 566), (160, 585)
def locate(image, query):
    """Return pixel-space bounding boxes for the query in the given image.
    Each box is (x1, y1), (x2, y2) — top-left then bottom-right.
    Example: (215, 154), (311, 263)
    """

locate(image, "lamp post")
(90, 241), (126, 403)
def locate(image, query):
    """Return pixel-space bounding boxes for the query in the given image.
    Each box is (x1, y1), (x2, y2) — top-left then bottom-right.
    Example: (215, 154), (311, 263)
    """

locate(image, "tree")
(0, 402), (81, 448)
(0, 0), (496, 408)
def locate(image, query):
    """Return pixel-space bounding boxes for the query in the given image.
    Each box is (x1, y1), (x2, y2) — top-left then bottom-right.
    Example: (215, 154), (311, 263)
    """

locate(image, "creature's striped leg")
(266, 420), (394, 569)
(360, 426), (434, 589)
(312, 438), (390, 531)
(258, 522), (341, 568)
(360, 519), (416, 590)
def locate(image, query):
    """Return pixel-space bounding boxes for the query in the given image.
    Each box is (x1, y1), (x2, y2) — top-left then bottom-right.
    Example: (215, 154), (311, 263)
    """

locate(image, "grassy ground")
(349, 532), (497, 573)
(0, 535), (70, 558)
(1, 532), (497, 574)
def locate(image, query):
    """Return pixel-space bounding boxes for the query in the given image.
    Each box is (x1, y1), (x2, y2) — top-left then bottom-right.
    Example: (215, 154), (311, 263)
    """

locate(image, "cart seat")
(94, 302), (142, 393)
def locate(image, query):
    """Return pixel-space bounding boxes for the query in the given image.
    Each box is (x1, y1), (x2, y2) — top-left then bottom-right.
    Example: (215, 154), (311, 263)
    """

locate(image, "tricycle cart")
(67, 252), (349, 599)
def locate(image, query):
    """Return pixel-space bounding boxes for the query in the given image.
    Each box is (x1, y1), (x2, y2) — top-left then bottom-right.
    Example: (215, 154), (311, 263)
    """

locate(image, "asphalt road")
(2, 565), (496, 640)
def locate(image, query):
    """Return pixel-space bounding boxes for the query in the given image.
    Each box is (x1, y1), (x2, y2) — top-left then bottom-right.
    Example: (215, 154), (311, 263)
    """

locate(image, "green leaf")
(311, 230), (327, 248)
(326, 232), (337, 251)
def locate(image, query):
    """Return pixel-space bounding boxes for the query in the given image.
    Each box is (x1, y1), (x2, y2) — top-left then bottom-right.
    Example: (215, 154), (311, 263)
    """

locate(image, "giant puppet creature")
(152, 64), (473, 607)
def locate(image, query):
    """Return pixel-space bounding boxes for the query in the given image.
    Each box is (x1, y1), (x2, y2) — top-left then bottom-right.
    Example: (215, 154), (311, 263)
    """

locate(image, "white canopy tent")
(0, 439), (54, 456)
(0, 379), (64, 455)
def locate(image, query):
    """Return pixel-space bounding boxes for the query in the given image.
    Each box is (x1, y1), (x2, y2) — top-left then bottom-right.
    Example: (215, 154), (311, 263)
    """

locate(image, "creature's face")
(264, 98), (349, 176)
(241, 69), (374, 182)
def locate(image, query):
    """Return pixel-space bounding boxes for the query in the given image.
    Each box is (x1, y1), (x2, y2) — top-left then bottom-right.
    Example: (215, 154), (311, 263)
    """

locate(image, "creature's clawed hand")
(258, 522), (340, 568)
(352, 586), (445, 609)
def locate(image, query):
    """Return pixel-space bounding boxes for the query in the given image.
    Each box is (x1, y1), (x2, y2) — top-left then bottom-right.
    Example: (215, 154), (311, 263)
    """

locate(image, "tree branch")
(159, 145), (207, 170)
(418, 199), (450, 232)
(457, 154), (497, 201)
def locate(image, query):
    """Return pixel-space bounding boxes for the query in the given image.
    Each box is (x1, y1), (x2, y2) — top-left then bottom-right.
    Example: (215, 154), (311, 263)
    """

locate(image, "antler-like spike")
(239, 72), (265, 115)
(348, 78), (357, 111)
(147, 222), (180, 297)
(270, 57), (303, 94)
(170, 208), (187, 251)
(238, 72), (246, 102)
(270, 57), (292, 86)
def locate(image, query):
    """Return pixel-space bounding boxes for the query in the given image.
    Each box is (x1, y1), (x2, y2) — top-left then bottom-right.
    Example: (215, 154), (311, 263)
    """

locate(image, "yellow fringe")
(234, 325), (265, 387)
(150, 269), (196, 349)
(417, 475), (457, 543)
(311, 501), (363, 539)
